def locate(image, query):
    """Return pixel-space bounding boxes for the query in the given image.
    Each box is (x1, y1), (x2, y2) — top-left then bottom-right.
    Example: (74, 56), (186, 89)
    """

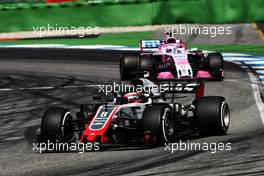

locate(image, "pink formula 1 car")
(120, 36), (224, 81)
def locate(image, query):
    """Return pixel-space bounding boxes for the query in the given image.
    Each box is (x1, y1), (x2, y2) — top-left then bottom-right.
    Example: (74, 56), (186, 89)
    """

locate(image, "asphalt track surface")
(0, 50), (264, 176)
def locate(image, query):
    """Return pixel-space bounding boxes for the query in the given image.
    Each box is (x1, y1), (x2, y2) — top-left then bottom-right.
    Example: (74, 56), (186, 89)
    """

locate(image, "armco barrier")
(0, 0), (263, 33)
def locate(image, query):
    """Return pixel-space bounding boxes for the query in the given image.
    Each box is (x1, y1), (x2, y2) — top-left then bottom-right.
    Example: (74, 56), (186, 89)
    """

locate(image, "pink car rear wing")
(140, 40), (162, 52)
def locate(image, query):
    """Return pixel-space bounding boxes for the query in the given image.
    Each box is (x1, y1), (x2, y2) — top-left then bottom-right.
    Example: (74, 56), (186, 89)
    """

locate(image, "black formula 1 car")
(37, 78), (230, 147)
(120, 35), (224, 81)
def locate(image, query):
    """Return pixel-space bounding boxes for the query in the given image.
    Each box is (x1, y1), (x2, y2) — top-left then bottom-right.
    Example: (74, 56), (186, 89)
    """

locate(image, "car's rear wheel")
(207, 53), (224, 81)
(40, 107), (74, 142)
(142, 105), (174, 145)
(195, 96), (230, 135)
(120, 55), (139, 80)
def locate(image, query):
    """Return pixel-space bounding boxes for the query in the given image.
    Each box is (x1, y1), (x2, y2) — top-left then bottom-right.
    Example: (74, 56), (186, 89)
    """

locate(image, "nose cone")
(157, 72), (175, 79)
(197, 71), (212, 78)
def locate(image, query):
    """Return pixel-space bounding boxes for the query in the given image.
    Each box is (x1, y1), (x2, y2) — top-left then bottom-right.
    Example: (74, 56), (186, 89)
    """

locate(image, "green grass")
(189, 44), (264, 56)
(0, 31), (263, 55)
(0, 32), (153, 47)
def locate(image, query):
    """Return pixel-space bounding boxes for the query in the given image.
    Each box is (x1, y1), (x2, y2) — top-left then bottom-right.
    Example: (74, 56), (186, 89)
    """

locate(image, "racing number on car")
(100, 111), (108, 117)
(90, 106), (116, 130)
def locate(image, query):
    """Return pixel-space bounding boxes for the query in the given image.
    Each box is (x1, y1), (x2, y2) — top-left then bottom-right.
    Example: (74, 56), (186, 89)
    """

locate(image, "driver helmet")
(123, 92), (144, 103)
(166, 37), (176, 43)
(166, 45), (175, 53)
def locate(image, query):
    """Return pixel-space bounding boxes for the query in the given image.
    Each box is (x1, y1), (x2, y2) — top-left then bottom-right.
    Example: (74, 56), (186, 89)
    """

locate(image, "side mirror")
(92, 95), (102, 101)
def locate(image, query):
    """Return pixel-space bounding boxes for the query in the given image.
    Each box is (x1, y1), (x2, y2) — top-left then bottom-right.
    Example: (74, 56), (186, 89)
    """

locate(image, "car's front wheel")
(40, 107), (74, 142)
(207, 53), (224, 81)
(139, 55), (156, 80)
(120, 55), (139, 80)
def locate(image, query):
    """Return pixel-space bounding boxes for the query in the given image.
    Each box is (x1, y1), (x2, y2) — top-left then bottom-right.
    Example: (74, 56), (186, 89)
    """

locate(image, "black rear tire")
(41, 107), (74, 142)
(195, 96), (230, 135)
(207, 53), (224, 81)
(120, 55), (139, 80)
(142, 105), (174, 144)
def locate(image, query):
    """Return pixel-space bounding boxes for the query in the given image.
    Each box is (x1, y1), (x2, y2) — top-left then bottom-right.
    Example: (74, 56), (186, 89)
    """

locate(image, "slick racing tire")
(139, 55), (156, 80)
(41, 107), (74, 142)
(142, 105), (174, 145)
(195, 96), (230, 135)
(120, 55), (139, 80)
(207, 53), (224, 81)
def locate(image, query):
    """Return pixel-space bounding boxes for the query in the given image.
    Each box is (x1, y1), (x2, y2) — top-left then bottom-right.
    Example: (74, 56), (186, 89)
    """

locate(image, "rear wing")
(140, 40), (162, 52)
(131, 78), (205, 99)
(157, 79), (205, 98)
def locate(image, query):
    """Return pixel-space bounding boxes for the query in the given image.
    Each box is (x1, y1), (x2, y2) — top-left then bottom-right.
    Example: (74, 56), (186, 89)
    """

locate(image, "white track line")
(250, 66), (264, 69)
(0, 85), (99, 91)
(225, 58), (263, 61)
(244, 61), (264, 64)
(225, 59), (264, 126)
(247, 68), (264, 125)
(256, 70), (264, 74)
